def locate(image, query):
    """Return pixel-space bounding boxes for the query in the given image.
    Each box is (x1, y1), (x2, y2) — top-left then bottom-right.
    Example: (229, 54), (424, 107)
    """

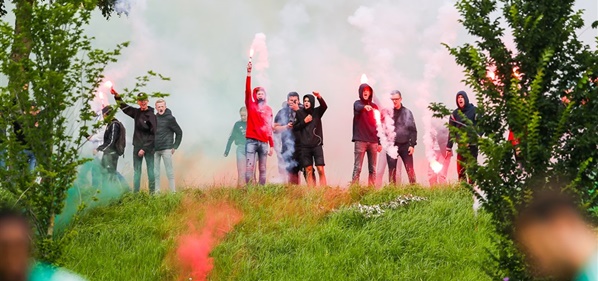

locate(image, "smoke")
(82, 0), (482, 186)
(375, 109), (398, 159)
(176, 201), (243, 280)
(250, 33), (270, 90)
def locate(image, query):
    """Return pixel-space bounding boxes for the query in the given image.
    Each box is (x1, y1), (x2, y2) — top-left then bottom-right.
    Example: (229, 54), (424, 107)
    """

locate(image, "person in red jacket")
(245, 62), (274, 185)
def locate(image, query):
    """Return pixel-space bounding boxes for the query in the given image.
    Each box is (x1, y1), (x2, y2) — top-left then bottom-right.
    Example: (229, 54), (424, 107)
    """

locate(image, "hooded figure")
(446, 90), (478, 183)
(244, 64), (274, 185)
(293, 92), (328, 186)
(351, 83), (381, 186)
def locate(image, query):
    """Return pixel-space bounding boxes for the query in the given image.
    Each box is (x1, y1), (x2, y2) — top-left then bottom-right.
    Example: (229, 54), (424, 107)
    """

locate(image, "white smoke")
(250, 33), (270, 90)
(114, 0), (145, 16)
(375, 109), (398, 159)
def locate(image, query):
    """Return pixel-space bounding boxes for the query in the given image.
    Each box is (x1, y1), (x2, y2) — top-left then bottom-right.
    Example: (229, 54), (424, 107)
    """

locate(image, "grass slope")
(61, 186), (493, 281)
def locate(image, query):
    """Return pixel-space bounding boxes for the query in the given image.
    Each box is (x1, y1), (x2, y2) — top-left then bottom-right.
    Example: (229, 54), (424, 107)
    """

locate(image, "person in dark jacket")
(446, 90), (478, 183)
(153, 99), (183, 193)
(386, 90), (417, 184)
(351, 83), (382, 186)
(12, 105), (41, 172)
(111, 89), (157, 193)
(293, 92), (328, 186)
(273, 92), (302, 184)
(96, 106), (122, 184)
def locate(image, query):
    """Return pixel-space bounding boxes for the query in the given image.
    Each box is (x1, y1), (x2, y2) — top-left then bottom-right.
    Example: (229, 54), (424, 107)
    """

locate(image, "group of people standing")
(82, 90), (183, 193)
(225, 62), (479, 187)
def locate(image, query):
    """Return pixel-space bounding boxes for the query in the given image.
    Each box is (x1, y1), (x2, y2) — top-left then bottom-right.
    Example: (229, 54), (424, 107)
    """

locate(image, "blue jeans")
(351, 141), (378, 186)
(245, 139), (268, 185)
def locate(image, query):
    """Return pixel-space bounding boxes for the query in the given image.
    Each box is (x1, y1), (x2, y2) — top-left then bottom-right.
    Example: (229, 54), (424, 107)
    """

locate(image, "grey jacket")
(390, 105), (417, 147)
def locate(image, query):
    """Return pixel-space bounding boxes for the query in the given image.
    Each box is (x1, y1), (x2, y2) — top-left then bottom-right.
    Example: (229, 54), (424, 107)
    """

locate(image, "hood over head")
(252, 86), (267, 103)
(358, 83), (374, 104)
(456, 90), (471, 110)
(303, 94), (316, 114)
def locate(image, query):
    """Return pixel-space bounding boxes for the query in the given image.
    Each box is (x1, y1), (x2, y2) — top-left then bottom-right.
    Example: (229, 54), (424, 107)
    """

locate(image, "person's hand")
(377, 144), (382, 152)
(247, 62), (253, 74)
(224, 152), (228, 157)
(268, 147), (274, 156)
(172, 148), (176, 155)
(364, 105), (373, 111)
(110, 88), (118, 96)
(313, 91), (321, 98)
(93, 149), (98, 156)
(287, 122), (293, 129)
(445, 149), (453, 158)
(290, 102), (299, 111)
(408, 146), (414, 155)
(304, 115), (313, 123)
(138, 149), (145, 157)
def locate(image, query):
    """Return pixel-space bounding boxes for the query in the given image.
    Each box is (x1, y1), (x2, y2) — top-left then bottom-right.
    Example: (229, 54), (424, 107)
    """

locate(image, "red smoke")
(176, 202), (243, 281)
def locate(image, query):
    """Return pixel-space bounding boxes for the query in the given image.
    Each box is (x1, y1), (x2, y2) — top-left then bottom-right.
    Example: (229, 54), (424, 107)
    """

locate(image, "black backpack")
(114, 120), (126, 156)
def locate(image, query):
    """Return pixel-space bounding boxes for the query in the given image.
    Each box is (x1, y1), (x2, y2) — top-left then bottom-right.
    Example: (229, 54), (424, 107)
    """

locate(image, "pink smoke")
(176, 202), (243, 281)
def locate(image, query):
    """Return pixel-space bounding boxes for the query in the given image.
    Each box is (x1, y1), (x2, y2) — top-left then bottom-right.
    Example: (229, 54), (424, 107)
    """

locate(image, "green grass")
(60, 186), (494, 280)
(61, 192), (182, 281)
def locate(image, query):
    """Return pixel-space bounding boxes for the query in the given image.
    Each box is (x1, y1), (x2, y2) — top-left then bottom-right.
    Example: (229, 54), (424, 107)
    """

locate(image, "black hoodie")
(115, 95), (157, 152)
(293, 94), (328, 148)
(155, 108), (183, 151)
(447, 91), (477, 149)
(352, 84), (379, 143)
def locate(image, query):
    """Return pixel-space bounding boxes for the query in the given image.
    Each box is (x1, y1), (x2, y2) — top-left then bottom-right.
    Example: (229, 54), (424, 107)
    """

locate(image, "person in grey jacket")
(386, 90), (417, 184)
(153, 99), (183, 193)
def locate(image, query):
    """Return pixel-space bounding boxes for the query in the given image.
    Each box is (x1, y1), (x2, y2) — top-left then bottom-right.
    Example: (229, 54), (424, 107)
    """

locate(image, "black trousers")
(387, 144), (416, 184)
(101, 151), (119, 188)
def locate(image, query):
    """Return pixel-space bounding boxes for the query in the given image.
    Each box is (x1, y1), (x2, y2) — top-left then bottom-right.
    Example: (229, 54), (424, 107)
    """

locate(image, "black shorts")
(300, 146), (325, 167)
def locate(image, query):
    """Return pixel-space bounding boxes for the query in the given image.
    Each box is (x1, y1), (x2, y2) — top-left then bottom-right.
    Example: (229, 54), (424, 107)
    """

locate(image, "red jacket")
(245, 76), (273, 147)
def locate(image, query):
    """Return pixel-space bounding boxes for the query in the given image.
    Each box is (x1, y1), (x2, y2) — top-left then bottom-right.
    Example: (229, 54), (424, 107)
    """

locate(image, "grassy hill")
(60, 186), (494, 280)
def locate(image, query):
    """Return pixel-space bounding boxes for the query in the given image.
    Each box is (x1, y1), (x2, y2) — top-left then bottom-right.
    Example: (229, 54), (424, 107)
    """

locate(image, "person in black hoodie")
(386, 90), (417, 184)
(293, 92), (328, 186)
(351, 83), (382, 186)
(154, 99), (183, 193)
(96, 106), (122, 184)
(111, 89), (157, 194)
(446, 90), (478, 183)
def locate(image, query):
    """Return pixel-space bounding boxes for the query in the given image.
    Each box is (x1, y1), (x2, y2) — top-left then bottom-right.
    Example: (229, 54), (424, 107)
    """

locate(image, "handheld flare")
(373, 109), (381, 126)
(430, 160), (443, 174)
(249, 48), (254, 62)
(104, 80), (113, 89)
(361, 73), (368, 84)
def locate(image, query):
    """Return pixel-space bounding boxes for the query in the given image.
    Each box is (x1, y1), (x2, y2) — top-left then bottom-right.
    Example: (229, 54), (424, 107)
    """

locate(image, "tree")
(429, 0), (598, 279)
(0, 0), (168, 263)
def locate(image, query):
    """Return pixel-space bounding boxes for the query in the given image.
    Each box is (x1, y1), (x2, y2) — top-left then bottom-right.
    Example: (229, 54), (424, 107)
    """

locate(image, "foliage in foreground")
(430, 0), (598, 279)
(61, 186), (493, 281)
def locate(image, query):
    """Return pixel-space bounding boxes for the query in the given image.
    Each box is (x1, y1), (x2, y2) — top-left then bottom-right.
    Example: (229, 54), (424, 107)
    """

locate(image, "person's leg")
(351, 141), (367, 185)
(376, 150), (387, 186)
(386, 154), (398, 185)
(162, 150), (175, 193)
(468, 145), (479, 184)
(145, 151), (155, 194)
(133, 148), (142, 192)
(245, 140), (257, 185)
(366, 143), (378, 186)
(91, 157), (103, 187)
(399, 145), (416, 184)
(305, 166), (315, 186)
(257, 141), (268, 185)
(154, 150), (163, 194)
(236, 146), (245, 187)
(313, 146), (326, 186)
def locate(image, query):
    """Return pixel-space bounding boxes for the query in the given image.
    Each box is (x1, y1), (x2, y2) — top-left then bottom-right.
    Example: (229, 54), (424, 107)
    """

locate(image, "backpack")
(114, 120), (126, 156)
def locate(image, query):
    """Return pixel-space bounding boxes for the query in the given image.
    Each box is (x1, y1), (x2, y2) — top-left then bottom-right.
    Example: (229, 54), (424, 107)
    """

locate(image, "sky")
(6, 0), (598, 188)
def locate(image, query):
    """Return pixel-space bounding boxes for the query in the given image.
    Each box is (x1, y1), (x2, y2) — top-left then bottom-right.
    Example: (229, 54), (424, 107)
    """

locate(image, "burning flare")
(361, 73), (368, 84)
(373, 109), (381, 126)
(430, 160), (443, 174)
(98, 91), (106, 106)
(104, 81), (113, 89)
(249, 48), (254, 62)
